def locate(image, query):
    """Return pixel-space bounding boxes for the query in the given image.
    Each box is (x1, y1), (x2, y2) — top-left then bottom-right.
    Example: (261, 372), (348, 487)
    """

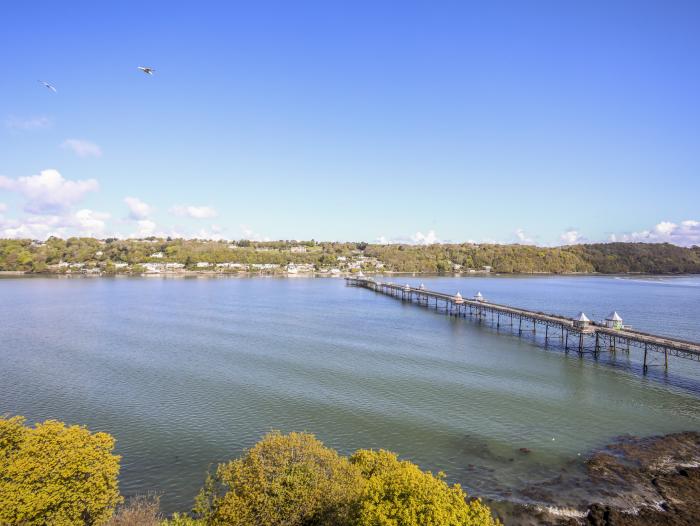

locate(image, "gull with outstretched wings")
(138, 66), (155, 75)
(38, 80), (57, 92)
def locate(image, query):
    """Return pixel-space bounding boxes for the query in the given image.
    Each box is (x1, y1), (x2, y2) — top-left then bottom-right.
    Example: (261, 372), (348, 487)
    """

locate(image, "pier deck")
(345, 277), (700, 371)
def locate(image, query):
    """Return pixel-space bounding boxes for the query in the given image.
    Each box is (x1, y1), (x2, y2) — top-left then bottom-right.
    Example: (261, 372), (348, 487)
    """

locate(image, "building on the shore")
(217, 262), (248, 270)
(574, 312), (591, 329)
(196, 262), (212, 268)
(606, 311), (623, 329)
(150, 252), (164, 258)
(143, 262), (164, 273)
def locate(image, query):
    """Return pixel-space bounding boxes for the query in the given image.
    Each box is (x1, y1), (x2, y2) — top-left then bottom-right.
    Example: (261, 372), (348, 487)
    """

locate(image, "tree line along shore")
(1, 237), (699, 275)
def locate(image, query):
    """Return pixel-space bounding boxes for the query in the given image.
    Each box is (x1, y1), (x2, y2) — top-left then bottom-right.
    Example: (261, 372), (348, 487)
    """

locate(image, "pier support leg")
(664, 348), (668, 371)
(643, 343), (648, 373)
(565, 331), (569, 351)
(578, 332), (584, 354)
(518, 318), (522, 335)
(545, 324), (549, 346)
(595, 333), (600, 356)
(497, 313), (500, 329)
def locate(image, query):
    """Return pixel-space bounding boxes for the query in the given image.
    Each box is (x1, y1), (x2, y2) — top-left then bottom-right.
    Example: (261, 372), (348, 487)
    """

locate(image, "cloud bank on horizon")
(3, 169), (696, 246)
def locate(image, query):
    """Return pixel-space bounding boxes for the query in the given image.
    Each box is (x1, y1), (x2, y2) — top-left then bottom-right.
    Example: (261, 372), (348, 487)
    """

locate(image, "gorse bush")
(194, 431), (499, 526)
(350, 449), (497, 526)
(0, 417), (498, 526)
(0, 416), (121, 526)
(194, 431), (364, 526)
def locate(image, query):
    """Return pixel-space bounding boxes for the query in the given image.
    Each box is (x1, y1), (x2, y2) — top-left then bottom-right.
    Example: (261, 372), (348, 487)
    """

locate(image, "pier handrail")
(345, 277), (700, 362)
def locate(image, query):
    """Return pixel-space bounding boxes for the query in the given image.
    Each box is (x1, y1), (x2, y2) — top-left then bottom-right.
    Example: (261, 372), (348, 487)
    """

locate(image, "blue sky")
(1, 1), (699, 245)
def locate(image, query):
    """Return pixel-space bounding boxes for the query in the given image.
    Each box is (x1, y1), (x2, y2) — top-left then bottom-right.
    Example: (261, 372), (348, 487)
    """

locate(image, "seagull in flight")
(138, 66), (155, 75)
(38, 80), (57, 92)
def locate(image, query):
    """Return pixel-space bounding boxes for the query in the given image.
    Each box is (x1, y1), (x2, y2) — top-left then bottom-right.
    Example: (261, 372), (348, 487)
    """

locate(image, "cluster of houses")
(43, 247), (389, 276)
(452, 264), (492, 273)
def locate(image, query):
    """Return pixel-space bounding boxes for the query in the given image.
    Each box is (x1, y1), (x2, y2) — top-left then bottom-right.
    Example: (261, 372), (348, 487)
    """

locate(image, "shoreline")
(493, 431), (700, 526)
(2, 270), (700, 279)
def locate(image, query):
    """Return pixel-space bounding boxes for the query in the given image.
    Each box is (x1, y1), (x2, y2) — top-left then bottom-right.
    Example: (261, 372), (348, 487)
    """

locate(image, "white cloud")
(5, 116), (51, 130)
(170, 205), (217, 219)
(0, 169), (99, 214)
(560, 229), (585, 245)
(411, 230), (440, 245)
(61, 139), (102, 158)
(74, 209), (110, 237)
(514, 228), (534, 244)
(124, 196), (152, 219)
(373, 230), (441, 245)
(195, 225), (225, 241)
(133, 219), (157, 238)
(610, 219), (700, 246)
(0, 209), (110, 240)
(240, 225), (270, 242)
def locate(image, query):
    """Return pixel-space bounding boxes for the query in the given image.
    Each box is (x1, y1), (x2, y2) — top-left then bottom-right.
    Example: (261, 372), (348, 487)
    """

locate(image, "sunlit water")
(1, 274), (699, 513)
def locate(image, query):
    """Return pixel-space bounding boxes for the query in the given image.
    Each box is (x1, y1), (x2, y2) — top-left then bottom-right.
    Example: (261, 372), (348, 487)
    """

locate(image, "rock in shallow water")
(498, 431), (700, 526)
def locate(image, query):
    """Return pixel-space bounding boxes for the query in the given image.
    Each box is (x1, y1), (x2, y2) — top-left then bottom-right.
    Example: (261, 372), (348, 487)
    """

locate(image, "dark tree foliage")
(1, 237), (699, 274)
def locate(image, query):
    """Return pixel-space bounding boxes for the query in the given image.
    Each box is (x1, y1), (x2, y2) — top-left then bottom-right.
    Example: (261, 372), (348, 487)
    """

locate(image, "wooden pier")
(346, 277), (700, 372)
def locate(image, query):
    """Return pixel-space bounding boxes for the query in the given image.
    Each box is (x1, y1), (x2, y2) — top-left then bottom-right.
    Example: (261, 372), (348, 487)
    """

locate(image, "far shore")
(2, 270), (698, 279)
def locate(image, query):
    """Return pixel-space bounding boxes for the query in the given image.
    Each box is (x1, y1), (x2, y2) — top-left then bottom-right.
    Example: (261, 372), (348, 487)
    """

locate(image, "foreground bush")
(194, 431), (498, 526)
(0, 415), (121, 526)
(106, 495), (161, 526)
(0, 416), (498, 526)
(194, 431), (364, 525)
(350, 449), (498, 526)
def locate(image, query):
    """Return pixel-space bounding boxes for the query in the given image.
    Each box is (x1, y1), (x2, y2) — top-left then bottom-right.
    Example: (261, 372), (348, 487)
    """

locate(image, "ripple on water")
(0, 275), (699, 513)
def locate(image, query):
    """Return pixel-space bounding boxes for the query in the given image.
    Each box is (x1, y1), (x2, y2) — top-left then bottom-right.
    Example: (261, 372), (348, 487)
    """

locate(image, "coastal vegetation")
(0, 417), (499, 526)
(0, 416), (121, 526)
(1, 237), (699, 275)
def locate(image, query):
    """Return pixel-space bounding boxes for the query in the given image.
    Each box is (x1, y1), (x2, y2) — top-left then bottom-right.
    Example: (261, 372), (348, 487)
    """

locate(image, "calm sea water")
(1, 274), (699, 513)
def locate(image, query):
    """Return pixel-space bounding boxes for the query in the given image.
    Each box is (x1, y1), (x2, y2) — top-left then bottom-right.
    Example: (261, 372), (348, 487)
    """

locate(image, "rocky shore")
(504, 432), (700, 525)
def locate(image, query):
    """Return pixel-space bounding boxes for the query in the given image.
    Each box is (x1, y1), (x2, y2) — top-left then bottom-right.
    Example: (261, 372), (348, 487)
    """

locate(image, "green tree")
(0, 416), (122, 526)
(194, 431), (364, 526)
(350, 449), (499, 526)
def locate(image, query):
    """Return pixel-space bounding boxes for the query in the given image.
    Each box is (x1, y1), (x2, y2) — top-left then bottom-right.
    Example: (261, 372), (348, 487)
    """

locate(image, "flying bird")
(137, 66), (155, 75)
(38, 80), (57, 92)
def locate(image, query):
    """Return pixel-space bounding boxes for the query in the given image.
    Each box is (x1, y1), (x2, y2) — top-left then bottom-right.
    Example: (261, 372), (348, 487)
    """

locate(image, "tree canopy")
(1, 237), (698, 274)
(194, 431), (499, 526)
(0, 416), (121, 526)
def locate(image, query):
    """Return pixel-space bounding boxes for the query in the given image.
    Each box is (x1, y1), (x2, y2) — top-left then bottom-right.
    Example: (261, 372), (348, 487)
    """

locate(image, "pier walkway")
(346, 277), (700, 372)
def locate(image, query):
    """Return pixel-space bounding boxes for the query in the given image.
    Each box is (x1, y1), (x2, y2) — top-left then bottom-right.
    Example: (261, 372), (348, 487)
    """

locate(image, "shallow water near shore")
(1, 274), (699, 515)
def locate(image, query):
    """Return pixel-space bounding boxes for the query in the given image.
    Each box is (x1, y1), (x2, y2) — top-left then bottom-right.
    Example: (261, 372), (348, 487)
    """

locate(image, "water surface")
(1, 274), (699, 512)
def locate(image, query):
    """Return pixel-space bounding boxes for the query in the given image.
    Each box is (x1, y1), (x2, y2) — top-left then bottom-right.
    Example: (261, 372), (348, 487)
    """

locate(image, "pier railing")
(345, 277), (700, 372)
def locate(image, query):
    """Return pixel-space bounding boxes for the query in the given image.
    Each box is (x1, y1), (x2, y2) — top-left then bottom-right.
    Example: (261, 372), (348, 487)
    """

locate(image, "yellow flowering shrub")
(0, 415), (121, 526)
(194, 431), (364, 526)
(350, 449), (499, 526)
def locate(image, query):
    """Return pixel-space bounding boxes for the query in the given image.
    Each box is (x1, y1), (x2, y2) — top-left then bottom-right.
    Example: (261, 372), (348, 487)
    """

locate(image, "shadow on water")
(391, 289), (700, 396)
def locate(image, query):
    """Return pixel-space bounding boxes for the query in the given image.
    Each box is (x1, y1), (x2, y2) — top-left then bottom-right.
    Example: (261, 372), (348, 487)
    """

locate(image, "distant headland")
(1, 237), (699, 276)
